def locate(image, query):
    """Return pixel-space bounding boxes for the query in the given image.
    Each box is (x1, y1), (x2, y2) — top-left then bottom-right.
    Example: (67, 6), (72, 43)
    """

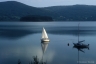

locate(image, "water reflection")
(28, 41), (49, 64)
(0, 29), (33, 39)
(18, 59), (21, 64)
(0, 22), (96, 64)
(73, 44), (89, 53)
(1, 25), (96, 39)
(17, 41), (49, 64)
(73, 44), (90, 64)
(28, 41), (50, 64)
(32, 56), (47, 64)
(41, 42), (49, 54)
(41, 42), (49, 64)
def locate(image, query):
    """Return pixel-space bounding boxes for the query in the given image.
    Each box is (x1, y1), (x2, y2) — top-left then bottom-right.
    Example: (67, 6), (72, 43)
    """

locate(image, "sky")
(0, 0), (96, 7)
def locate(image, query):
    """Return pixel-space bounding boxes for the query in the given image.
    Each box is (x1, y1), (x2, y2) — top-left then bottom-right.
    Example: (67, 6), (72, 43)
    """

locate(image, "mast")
(78, 50), (79, 64)
(78, 23), (80, 42)
(78, 23), (80, 64)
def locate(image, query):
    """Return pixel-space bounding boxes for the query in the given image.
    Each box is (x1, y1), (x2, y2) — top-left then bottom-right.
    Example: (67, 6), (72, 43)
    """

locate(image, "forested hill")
(0, 1), (56, 21)
(43, 5), (96, 21)
(0, 1), (96, 21)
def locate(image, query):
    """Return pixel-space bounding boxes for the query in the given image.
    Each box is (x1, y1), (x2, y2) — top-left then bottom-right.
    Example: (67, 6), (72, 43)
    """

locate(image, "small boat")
(73, 23), (89, 49)
(41, 27), (50, 42)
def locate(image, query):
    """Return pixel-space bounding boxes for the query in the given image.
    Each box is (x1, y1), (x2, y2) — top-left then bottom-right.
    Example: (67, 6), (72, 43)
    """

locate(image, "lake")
(0, 22), (96, 64)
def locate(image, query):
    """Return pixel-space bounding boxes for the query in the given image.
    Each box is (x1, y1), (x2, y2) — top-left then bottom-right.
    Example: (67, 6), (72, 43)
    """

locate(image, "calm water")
(0, 22), (96, 64)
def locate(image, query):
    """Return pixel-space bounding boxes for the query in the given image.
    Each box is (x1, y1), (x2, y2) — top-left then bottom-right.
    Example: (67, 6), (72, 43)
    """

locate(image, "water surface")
(0, 22), (96, 64)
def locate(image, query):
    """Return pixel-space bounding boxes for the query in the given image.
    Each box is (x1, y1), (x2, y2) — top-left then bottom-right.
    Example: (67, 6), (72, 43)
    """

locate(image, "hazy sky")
(0, 0), (96, 7)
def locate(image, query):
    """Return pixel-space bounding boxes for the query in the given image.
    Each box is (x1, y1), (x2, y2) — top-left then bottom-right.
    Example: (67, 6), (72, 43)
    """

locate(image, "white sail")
(42, 27), (48, 39)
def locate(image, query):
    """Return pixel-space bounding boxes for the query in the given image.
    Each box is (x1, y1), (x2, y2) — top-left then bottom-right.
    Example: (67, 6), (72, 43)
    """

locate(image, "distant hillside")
(0, 1), (96, 21)
(0, 1), (56, 21)
(43, 5), (96, 21)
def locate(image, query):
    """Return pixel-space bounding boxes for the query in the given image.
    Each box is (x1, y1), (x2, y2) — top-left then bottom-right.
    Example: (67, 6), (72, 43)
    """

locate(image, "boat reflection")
(41, 41), (49, 64)
(17, 42), (49, 64)
(73, 43), (89, 53)
(73, 44), (90, 64)
(41, 41), (49, 54)
(31, 42), (49, 64)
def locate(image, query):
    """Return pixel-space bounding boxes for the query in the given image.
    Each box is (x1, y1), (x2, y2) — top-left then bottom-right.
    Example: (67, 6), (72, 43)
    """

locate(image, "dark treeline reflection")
(1, 28), (96, 39)
(0, 29), (35, 39)
(1, 24), (96, 39)
(18, 56), (47, 64)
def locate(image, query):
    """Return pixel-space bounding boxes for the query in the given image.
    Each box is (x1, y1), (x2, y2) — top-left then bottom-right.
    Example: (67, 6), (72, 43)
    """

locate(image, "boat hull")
(41, 38), (50, 42)
(73, 43), (89, 48)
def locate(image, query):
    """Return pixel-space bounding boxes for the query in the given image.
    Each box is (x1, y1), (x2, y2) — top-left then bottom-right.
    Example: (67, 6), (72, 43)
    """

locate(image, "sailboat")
(73, 23), (89, 49)
(41, 27), (50, 42)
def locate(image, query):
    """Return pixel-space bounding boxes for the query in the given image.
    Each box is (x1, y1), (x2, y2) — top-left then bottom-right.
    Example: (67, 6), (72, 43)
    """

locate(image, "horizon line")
(0, 1), (96, 8)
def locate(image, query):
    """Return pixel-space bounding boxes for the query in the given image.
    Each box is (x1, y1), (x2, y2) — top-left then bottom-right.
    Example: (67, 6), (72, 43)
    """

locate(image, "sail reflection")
(41, 42), (49, 54)
(29, 42), (49, 64)
(41, 41), (49, 64)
